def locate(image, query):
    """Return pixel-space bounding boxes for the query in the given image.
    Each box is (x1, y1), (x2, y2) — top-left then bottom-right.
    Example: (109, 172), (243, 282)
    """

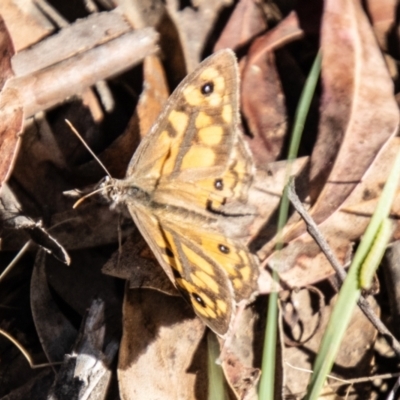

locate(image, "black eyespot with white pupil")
(192, 293), (206, 307)
(218, 244), (230, 254)
(214, 179), (223, 190)
(201, 81), (214, 95)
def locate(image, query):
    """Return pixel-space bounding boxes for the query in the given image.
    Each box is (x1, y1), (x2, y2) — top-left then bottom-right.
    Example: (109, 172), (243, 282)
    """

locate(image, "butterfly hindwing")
(128, 198), (258, 336)
(142, 212), (257, 335)
(127, 204), (234, 335)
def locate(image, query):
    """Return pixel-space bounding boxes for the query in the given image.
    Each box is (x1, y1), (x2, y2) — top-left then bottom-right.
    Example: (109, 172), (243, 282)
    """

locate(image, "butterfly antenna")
(65, 119), (112, 178)
(72, 185), (113, 209)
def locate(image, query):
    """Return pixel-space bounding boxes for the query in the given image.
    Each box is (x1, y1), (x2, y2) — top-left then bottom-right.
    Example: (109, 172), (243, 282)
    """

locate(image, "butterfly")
(102, 49), (259, 336)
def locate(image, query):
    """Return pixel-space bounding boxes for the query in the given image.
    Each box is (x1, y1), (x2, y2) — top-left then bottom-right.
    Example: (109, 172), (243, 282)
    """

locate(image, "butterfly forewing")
(126, 51), (239, 192)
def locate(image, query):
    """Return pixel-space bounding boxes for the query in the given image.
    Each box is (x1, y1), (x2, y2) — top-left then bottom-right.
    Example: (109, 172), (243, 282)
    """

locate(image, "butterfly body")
(105, 50), (259, 336)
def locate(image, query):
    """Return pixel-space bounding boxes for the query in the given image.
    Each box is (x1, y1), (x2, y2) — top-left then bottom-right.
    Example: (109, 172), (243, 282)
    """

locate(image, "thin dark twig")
(286, 179), (346, 282)
(287, 177), (400, 358)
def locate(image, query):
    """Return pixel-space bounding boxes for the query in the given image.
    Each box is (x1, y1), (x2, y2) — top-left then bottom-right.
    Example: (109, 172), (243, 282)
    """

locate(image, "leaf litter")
(0, 0), (399, 399)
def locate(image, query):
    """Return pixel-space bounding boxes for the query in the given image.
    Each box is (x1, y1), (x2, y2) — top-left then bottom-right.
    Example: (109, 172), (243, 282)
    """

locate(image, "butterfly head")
(98, 176), (149, 209)
(97, 176), (123, 205)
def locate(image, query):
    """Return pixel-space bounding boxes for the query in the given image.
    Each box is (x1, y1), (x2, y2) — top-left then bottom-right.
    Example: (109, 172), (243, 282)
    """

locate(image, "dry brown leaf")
(307, 0), (398, 226)
(102, 231), (177, 296)
(247, 156), (309, 241)
(116, 0), (188, 110)
(31, 250), (77, 363)
(10, 115), (68, 209)
(366, 0), (398, 51)
(0, 16), (23, 187)
(260, 136), (400, 292)
(214, 0), (267, 52)
(220, 306), (261, 399)
(137, 55), (170, 138)
(165, 0), (234, 71)
(241, 12), (303, 165)
(76, 112), (142, 180)
(257, 0), (399, 289)
(0, 0), (54, 51)
(283, 291), (378, 397)
(43, 250), (123, 330)
(118, 288), (207, 399)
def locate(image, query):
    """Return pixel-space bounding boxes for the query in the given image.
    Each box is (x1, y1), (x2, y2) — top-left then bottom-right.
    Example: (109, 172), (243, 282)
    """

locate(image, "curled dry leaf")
(241, 12), (304, 165)
(214, 0), (267, 52)
(25, 224), (70, 264)
(31, 250), (77, 363)
(279, 287), (325, 347)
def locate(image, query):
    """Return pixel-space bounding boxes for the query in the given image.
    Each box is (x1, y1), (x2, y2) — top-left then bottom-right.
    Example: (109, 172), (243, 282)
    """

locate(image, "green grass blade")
(258, 51), (322, 399)
(359, 218), (394, 289)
